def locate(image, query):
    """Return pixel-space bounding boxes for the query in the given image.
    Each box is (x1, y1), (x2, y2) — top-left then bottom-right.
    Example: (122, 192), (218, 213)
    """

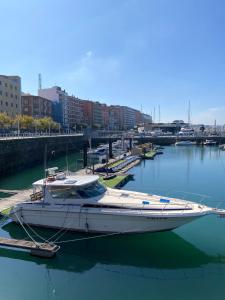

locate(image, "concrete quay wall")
(0, 135), (86, 176)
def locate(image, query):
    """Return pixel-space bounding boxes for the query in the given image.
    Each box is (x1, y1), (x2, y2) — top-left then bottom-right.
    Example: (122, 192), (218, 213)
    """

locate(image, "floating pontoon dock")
(0, 237), (59, 258)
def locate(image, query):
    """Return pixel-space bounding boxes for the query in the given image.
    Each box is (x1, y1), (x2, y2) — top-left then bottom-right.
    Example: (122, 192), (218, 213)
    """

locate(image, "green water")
(0, 146), (225, 300)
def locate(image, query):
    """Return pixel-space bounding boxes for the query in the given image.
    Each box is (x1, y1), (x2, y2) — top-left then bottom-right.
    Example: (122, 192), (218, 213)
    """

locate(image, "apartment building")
(0, 75), (21, 117)
(38, 85), (152, 131)
(121, 106), (137, 130)
(80, 100), (93, 128)
(101, 103), (109, 129)
(66, 96), (84, 129)
(108, 105), (122, 130)
(135, 110), (142, 126)
(92, 102), (104, 128)
(142, 113), (152, 125)
(80, 100), (105, 129)
(21, 95), (52, 118)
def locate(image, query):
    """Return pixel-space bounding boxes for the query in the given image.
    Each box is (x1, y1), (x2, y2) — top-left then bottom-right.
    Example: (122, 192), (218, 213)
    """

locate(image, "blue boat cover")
(160, 198), (170, 203)
(142, 200), (150, 205)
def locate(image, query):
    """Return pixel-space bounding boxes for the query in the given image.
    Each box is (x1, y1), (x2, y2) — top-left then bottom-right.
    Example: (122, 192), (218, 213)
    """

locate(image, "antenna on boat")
(158, 105), (161, 123)
(43, 143), (47, 199)
(44, 143), (47, 180)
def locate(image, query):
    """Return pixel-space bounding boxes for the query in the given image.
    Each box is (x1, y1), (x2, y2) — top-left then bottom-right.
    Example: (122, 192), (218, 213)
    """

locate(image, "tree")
(0, 113), (13, 129)
(38, 117), (58, 132)
(14, 115), (34, 131)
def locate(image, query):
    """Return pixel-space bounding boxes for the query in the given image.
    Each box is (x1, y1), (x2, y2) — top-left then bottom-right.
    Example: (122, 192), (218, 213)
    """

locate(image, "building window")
(15, 95), (17, 99)
(0, 81), (1, 85)
(16, 104), (17, 108)
(11, 103), (13, 107)
(11, 94), (13, 98)
(15, 86), (17, 91)
(0, 90), (2, 96)
(10, 84), (13, 90)
(5, 92), (8, 97)
(5, 83), (7, 87)
(6, 101), (8, 106)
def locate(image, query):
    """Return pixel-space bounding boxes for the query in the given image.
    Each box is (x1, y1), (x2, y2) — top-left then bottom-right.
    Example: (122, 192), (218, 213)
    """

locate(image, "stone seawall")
(0, 135), (86, 177)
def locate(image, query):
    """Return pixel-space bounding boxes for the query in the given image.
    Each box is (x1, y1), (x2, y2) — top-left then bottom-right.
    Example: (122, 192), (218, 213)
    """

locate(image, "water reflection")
(1, 146), (225, 292)
(1, 222), (224, 276)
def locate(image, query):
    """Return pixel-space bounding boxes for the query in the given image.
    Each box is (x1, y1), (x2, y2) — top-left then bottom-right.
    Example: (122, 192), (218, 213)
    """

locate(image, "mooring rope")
(14, 211), (42, 247)
(55, 231), (123, 244)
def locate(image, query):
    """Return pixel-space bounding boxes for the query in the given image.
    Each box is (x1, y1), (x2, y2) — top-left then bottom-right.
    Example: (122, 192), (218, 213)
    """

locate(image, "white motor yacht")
(175, 141), (196, 146)
(9, 168), (224, 234)
(204, 139), (217, 146)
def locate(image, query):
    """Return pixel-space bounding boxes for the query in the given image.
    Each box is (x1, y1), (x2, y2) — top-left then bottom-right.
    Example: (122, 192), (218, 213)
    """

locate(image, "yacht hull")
(10, 206), (200, 233)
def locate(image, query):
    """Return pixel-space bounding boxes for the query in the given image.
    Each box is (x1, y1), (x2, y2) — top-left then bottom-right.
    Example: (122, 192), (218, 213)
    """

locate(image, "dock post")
(109, 139), (113, 159)
(83, 143), (88, 168)
(129, 138), (132, 150)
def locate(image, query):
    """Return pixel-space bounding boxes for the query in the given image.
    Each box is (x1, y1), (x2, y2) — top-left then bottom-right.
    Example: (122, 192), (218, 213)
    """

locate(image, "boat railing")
(100, 200), (194, 212)
(180, 202), (194, 215)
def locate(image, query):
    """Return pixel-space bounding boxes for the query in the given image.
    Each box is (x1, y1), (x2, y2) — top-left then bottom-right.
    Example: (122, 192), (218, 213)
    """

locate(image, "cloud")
(192, 106), (225, 125)
(67, 51), (120, 85)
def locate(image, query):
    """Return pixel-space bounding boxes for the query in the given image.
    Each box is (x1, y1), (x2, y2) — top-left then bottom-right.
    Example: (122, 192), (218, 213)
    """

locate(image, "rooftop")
(33, 174), (99, 187)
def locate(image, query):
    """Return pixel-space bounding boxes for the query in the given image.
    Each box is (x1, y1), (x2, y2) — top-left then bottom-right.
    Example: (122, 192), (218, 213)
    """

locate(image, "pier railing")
(0, 132), (84, 140)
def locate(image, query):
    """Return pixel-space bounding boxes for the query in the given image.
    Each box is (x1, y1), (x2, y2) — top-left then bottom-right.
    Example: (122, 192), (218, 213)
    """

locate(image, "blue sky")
(1, 0), (225, 124)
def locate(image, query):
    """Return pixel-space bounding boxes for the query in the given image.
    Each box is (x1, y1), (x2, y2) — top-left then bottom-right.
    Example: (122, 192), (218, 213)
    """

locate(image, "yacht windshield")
(49, 186), (81, 199)
(76, 182), (106, 198)
(49, 182), (106, 199)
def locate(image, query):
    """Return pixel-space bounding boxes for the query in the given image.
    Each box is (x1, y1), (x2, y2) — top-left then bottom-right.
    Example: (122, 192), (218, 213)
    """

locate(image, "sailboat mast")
(188, 100), (191, 126)
(158, 105), (161, 123)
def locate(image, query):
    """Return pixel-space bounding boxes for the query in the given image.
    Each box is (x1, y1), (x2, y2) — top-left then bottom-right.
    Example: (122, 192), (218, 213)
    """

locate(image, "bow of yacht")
(9, 168), (224, 234)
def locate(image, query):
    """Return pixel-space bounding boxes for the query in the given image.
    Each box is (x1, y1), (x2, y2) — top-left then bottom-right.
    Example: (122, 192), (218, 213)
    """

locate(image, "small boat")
(175, 141), (196, 146)
(155, 146), (164, 150)
(204, 140), (217, 146)
(156, 150), (163, 155)
(9, 167), (225, 234)
(219, 144), (225, 150)
(103, 174), (116, 180)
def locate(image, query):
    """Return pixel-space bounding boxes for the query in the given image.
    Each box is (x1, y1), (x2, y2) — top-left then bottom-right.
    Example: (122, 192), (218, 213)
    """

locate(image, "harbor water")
(0, 146), (225, 300)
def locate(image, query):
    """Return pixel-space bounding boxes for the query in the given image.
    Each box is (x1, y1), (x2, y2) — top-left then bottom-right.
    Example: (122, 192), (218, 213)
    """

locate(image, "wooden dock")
(0, 188), (33, 215)
(0, 237), (59, 257)
(141, 150), (157, 160)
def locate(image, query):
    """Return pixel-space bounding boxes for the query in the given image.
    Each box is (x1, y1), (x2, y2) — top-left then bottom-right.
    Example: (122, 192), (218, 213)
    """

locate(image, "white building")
(38, 86), (67, 128)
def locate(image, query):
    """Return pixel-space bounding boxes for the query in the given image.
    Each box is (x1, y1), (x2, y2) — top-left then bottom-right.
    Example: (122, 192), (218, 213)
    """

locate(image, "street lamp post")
(35, 122), (37, 135)
(17, 119), (20, 137)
